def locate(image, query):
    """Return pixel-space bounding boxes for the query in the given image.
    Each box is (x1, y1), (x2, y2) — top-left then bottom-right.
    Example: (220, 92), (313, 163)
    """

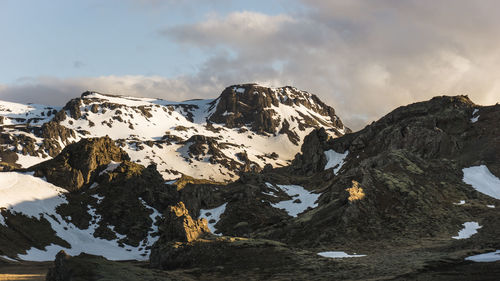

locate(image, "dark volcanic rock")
(30, 136), (129, 191)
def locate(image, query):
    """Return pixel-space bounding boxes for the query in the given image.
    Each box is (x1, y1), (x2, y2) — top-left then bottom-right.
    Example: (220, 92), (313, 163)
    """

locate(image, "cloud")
(158, 0), (500, 129)
(2, 1), (500, 130)
(0, 75), (224, 106)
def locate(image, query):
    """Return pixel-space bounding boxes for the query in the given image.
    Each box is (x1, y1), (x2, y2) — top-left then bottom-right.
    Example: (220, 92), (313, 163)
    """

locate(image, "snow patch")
(0, 172), (67, 218)
(318, 251), (366, 258)
(199, 203), (227, 235)
(15, 153), (47, 168)
(487, 205), (495, 208)
(165, 179), (177, 185)
(462, 165), (500, 199)
(454, 200), (466, 205)
(465, 250), (500, 262)
(0, 255), (17, 262)
(452, 222), (482, 239)
(471, 109), (480, 123)
(139, 198), (162, 247)
(324, 150), (348, 175)
(99, 161), (121, 176)
(233, 87), (245, 94)
(268, 184), (319, 217)
(0, 172), (160, 261)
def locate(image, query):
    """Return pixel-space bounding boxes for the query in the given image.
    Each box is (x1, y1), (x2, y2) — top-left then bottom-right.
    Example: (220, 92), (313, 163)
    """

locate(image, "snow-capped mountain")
(0, 83), (348, 182)
(1, 93), (500, 281)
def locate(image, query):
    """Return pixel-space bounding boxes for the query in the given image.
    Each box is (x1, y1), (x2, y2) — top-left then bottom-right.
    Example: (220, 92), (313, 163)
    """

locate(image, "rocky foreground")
(1, 94), (500, 280)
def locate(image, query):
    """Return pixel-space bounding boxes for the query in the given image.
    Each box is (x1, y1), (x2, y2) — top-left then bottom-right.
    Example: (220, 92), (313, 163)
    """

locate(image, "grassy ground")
(0, 262), (51, 281)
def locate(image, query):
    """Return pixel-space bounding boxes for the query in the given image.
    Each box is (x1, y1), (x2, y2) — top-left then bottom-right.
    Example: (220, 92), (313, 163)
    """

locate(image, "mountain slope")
(0, 84), (348, 182)
(1, 93), (499, 280)
(249, 96), (500, 247)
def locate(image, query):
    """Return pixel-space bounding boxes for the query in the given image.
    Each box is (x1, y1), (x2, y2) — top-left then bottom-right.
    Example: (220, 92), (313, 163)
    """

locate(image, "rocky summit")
(0, 84), (348, 182)
(0, 88), (500, 281)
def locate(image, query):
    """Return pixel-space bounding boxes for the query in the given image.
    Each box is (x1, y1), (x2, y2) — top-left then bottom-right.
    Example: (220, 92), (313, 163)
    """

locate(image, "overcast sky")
(1, 0), (499, 130)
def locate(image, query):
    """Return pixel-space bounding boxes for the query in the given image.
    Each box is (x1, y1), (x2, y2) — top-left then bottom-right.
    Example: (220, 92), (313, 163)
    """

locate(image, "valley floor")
(1, 258), (500, 281)
(0, 261), (51, 281)
(3, 241), (499, 281)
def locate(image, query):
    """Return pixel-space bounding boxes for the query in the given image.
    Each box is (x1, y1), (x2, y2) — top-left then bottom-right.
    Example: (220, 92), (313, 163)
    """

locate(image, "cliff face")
(30, 136), (129, 191)
(209, 84), (348, 137)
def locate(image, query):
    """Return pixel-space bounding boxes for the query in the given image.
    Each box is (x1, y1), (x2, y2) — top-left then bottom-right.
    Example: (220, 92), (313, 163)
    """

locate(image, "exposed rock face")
(291, 127), (334, 175)
(38, 121), (76, 143)
(0, 85), (349, 182)
(0, 149), (19, 170)
(0, 121), (76, 166)
(63, 98), (82, 119)
(57, 160), (178, 247)
(36, 121), (76, 157)
(209, 84), (348, 136)
(30, 136), (129, 191)
(159, 202), (210, 243)
(180, 135), (261, 176)
(45, 251), (73, 281)
(258, 95), (500, 247)
(149, 202), (213, 269)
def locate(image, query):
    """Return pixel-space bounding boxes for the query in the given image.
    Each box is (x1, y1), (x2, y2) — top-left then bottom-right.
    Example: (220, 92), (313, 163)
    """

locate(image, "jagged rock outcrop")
(58, 160), (178, 247)
(209, 84), (348, 136)
(30, 136), (129, 191)
(0, 84), (349, 182)
(257, 95), (500, 247)
(45, 251), (73, 281)
(63, 98), (83, 119)
(38, 121), (76, 142)
(0, 149), (19, 170)
(149, 202), (212, 269)
(290, 127), (335, 175)
(36, 121), (76, 157)
(158, 202), (210, 243)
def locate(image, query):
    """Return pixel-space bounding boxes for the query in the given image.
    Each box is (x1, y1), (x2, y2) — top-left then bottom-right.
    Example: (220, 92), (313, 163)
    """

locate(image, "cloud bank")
(2, 0), (500, 130)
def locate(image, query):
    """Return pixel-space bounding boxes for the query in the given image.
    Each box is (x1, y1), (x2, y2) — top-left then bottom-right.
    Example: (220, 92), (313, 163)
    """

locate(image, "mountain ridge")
(0, 83), (348, 182)
(1, 91), (499, 280)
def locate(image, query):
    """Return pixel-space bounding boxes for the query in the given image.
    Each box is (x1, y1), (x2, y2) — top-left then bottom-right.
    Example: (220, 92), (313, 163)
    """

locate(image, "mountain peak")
(210, 84), (348, 138)
(0, 84), (348, 182)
